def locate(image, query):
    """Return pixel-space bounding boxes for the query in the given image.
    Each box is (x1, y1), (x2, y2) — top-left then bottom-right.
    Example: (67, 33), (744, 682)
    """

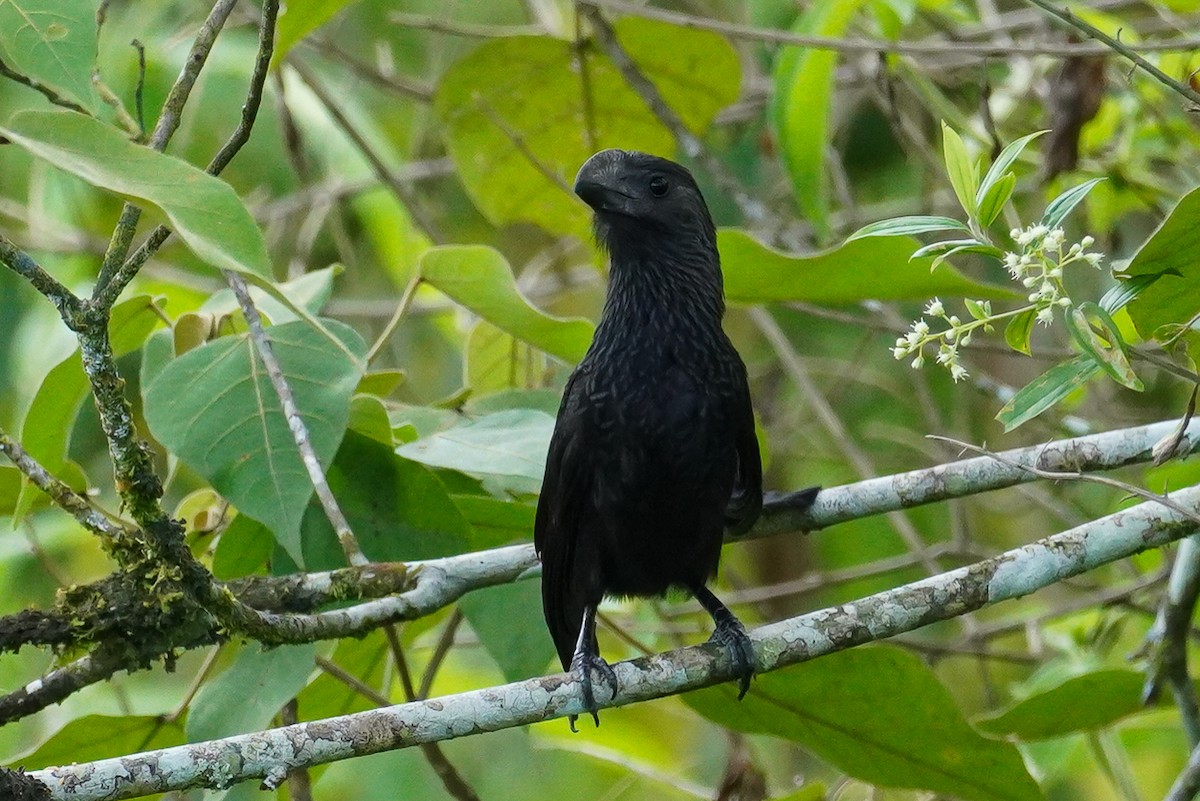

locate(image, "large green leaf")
(143, 320), (366, 566)
(770, 0), (865, 240)
(13, 295), (164, 522)
(977, 669), (1148, 740)
(686, 646), (1042, 801)
(8, 715), (184, 770)
(421, 246), (593, 365)
(719, 229), (1014, 304)
(452, 494), (536, 549)
(396, 409), (553, 488)
(0, 111), (272, 278)
(1123, 183), (1200, 340)
(0, 0), (97, 113)
(186, 642), (318, 742)
(434, 18), (739, 241)
(460, 581), (555, 683)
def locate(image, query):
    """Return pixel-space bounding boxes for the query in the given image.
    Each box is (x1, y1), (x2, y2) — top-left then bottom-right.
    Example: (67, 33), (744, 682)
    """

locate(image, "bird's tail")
(541, 550), (593, 671)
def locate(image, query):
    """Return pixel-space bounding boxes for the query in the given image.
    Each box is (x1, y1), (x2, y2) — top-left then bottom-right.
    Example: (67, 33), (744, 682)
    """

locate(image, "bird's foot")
(709, 616), (755, 700)
(568, 651), (618, 732)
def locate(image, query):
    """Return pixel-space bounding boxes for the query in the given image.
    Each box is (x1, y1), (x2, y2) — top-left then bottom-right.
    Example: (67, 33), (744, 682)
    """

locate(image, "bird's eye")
(648, 176), (670, 197)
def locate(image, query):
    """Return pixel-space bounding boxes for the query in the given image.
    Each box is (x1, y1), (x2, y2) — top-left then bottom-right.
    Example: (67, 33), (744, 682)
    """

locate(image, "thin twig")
(0, 54), (88, 112)
(227, 273), (367, 565)
(367, 275), (423, 363)
(0, 233), (83, 325)
(0, 428), (131, 541)
(390, 11), (546, 38)
(1140, 535), (1200, 745)
(288, 59), (444, 243)
(1165, 741), (1200, 801)
(581, 0), (1200, 57)
(929, 435), (1200, 525)
(417, 608), (464, 700)
(582, 5), (774, 227)
(1023, 0), (1200, 107)
(92, 0), (242, 300)
(751, 307), (944, 575)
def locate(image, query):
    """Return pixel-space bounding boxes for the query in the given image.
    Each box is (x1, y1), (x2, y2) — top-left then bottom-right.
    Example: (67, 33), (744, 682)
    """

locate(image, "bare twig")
(1165, 741), (1200, 801)
(0, 428), (131, 541)
(1140, 536), (1200, 745)
(0, 54), (88, 112)
(417, 608), (464, 699)
(95, 0), (282, 309)
(928, 435), (1200, 525)
(0, 234), (83, 325)
(581, 0), (1200, 57)
(1023, 0), (1200, 107)
(581, 4), (775, 228)
(227, 273), (367, 565)
(390, 11), (545, 38)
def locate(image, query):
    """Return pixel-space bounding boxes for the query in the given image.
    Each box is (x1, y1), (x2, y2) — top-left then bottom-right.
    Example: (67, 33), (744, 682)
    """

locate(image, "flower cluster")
(894, 226), (1104, 382)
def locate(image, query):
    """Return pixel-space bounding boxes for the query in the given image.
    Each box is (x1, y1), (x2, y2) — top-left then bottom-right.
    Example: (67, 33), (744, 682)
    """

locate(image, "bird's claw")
(568, 652), (618, 731)
(709, 617), (755, 699)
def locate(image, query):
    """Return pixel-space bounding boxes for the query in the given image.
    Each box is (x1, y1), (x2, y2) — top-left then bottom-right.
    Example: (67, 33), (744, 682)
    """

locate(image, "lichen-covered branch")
(25, 485), (1200, 800)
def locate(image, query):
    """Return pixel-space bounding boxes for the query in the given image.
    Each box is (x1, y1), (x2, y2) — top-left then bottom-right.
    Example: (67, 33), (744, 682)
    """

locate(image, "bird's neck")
(597, 248), (726, 346)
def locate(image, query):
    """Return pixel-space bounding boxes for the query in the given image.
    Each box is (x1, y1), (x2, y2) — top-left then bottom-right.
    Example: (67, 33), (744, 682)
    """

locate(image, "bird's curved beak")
(574, 150), (633, 215)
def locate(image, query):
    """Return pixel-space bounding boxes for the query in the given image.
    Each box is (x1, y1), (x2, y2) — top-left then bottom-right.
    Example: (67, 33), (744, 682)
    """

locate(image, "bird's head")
(573, 149), (717, 259)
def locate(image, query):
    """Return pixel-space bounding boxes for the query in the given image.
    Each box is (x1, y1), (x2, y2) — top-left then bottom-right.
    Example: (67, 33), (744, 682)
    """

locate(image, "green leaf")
(453, 494), (536, 549)
(685, 646), (1042, 801)
(965, 299), (990, 321)
(434, 18), (738, 241)
(977, 172), (1016, 227)
(14, 295), (164, 522)
(466, 320), (548, 395)
(187, 642), (318, 742)
(975, 130), (1047, 210)
(0, 111), (271, 278)
(771, 0), (866, 240)
(460, 581), (555, 682)
(1064, 306), (1142, 391)
(8, 715), (184, 770)
(0, 0), (97, 113)
(143, 320), (366, 566)
(941, 122), (978, 219)
(271, 0), (360, 68)
(996, 355), (1102, 431)
(300, 430), (472, 566)
(1122, 183), (1200, 340)
(909, 238), (1002, 261)
(1100, 273), (1172, 315)
(420, 246), (594, 365)
(976, 669), (1149, 740)
(720, 229), (1015, 305)
(1040, 177), (1105, 231)
(1004, 308), (1037, 356)
(847, 216), (972, 241)
(396, 409), (554, 488)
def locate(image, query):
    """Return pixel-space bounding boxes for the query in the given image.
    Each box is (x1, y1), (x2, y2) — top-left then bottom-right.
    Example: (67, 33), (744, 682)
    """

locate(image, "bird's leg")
(692, 585), (754, 699)
(568, 604), (617, 731)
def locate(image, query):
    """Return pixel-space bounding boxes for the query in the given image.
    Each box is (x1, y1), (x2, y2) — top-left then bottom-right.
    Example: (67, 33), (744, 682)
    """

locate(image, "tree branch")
(1022, 0), (1200, 107)
(0, 428), (131, 541)
(0, 234), (83, 326)
(25, 485), (1200, 800)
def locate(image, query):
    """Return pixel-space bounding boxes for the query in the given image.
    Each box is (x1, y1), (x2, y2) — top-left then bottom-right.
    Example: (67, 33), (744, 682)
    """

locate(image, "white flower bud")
(926, 299), (945, 317)
(1037, 307), (1054, 325)
(911, 355), (924, 369)
(950, 364), (969, 382)
(913, 319), (930, 336)
(892, 346), (907, 359)
(1081, 235), (1095, 248)
(948, 315), (961, 327)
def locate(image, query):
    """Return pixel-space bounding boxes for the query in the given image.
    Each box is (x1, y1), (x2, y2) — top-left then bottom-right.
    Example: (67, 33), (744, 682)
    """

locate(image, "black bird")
(535, 149), (810, 729)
